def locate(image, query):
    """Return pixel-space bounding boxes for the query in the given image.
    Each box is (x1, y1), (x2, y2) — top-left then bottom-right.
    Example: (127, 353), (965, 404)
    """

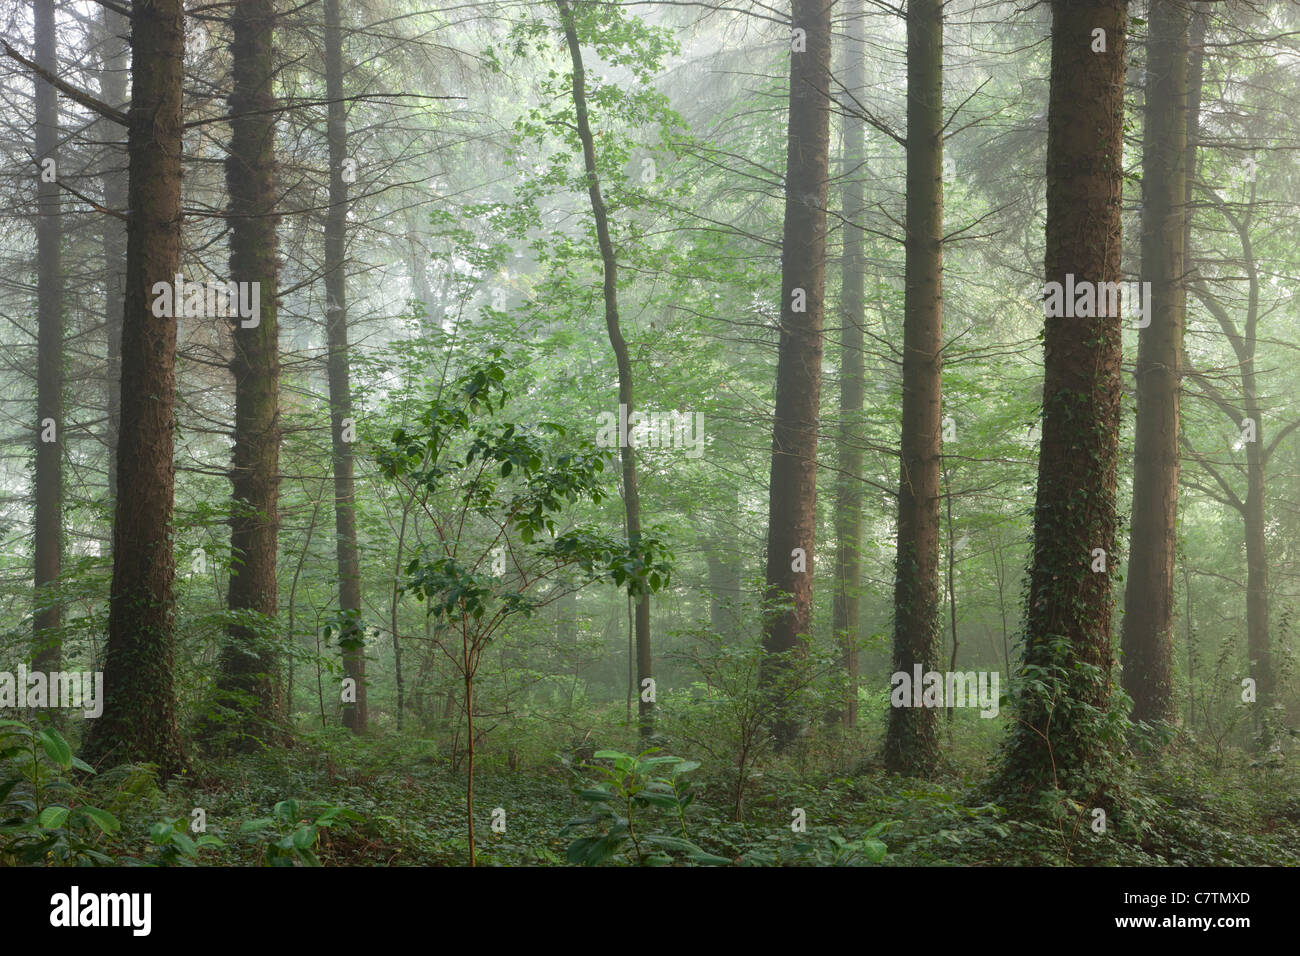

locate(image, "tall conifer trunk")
(760, 0), (833, 748)
(831, 0), (866, 729)
(1122, 0), (1189, 725)
(33, 0), (62, 673)
(323, 0), (366, 732)
(884, 0), (944, 774)
(999, 0), (1127, 799)
(216, 0), (284, 745)
(82, 0), (188, 777)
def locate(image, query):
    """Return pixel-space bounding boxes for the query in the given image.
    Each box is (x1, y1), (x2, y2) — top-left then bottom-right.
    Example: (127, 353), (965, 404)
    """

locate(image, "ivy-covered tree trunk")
(884, 0), (944, 775)
(82, 0), (188, 778)
(1122, 0), (1188, 726)
(830, 0), (866, 730)
(215, 0), (284, 746)
(759, 0), (833, 748)
(32, 0), (62, 673)
(556, 0), (653, 737)
(324, 0), (367, 732)
(999, 0), (1127, 801)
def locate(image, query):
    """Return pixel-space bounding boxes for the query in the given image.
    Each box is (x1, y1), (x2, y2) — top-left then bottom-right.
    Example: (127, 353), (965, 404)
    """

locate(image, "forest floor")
(94, 718), (1300, 867)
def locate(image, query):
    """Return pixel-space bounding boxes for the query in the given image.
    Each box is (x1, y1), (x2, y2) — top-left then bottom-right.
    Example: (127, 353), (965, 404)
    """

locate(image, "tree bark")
(1122, 0), (1188, 726)
(1000, 0), (1127, 799)
(1241, 283), (1273, 732)
(759, 0), (833, 749)
(216, 0), (284, 746)
(32, 0), (62, 673)
(884, 0), (944, 775)
(98, 4), (128, 506)
(323, 0), (367, 732)
(831, 0), (866, 729)
(82, 0), (188, 778)
(555, 0), (653, 737)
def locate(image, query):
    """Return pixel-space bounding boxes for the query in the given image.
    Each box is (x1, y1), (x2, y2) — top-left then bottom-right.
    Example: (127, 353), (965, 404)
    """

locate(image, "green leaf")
(292, 825), (317, 850)
(860, 839), (887, 864)
(643, 834), (732, 865)
(632, 791), (680, 810)
(568, 832), (625, 866)
(37, 805), (69, 829)
(171, 832), (197, 857)
(641, 833), (697, 852)
(80, 806), (120, 835)
(38, 729), (72, 769)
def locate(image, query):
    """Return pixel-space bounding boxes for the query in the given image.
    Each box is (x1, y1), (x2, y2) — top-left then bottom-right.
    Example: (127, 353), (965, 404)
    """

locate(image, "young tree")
(555, 0), (653, 737)
(760, 0), (834, 748)
(378, 355), (669, 865)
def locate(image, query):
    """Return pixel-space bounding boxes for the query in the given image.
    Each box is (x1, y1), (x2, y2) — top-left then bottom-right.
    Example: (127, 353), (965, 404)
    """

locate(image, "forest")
(0, 0), (1297, 880)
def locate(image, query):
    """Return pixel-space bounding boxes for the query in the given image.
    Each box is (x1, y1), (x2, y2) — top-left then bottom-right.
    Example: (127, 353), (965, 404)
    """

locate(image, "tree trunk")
(759, 0), (833, 749)
(98, 4), (128, 506)
(323, 0), (367, 732)
(1122, 0), (1188, 727)
(831, 0), (866, 730)
(82, 0), (188, 778)
(392, 500), (410, 731)
(32, 0), (62, 673)
(1242, 335), (1272, 729)
(884, 0), (944, 775)
(944, 468), (958, 723)
(555, 0), (653, 738)
(216, 0), (284, 747)
(1000, 0), (1127, 800)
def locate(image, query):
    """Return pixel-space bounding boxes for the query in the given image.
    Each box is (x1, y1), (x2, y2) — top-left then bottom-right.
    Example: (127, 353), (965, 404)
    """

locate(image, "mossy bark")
(999, 0), (1127, 801)
(82, 0), (188, 778)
